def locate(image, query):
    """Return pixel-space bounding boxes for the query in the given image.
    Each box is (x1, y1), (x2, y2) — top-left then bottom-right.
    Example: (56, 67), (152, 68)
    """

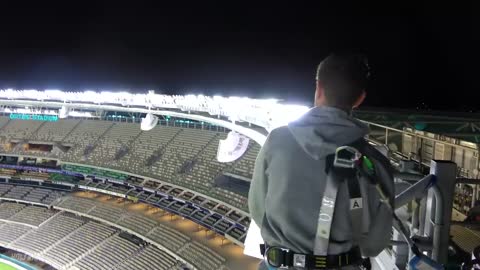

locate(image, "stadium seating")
(116, 244), (177, 270)
(0, 202), (26, 219)
(227, 142), (260, 179)
(43, 221), (117, 269)
(31, 119), (81, 142)
(84, 122), (142, 166)
(89, 203), (126, 224)
(0, 183), (66, 205)
(118, 213), (158, 235)
(115, 125), (181, 174)
(3, 118), (256, 207)
(56, 197), (97, 213)
(0, 222), (32, 245)
(22, 188), (52, 203)
(42, 190), (68, 205)
(61, 120), (114, 161)
(50, 196), (229, 268)
(179, 242), (226, 270)
(1, 117), (256, 223)
(146, 224), (190, 252)
(2, 185), (34, 200)
(0, 116), (9, 129)
(7, 205), (56, 226)
(147, 128), (216, 183)
(208, 187), (248, 211)
(12, 212), (87, 254)
(0, 191), (242, 270)
(0, 200), (180, 270)
(0, 184), (14, 197)
(69, 234), (142, 270)
(0, 118), (44, 141)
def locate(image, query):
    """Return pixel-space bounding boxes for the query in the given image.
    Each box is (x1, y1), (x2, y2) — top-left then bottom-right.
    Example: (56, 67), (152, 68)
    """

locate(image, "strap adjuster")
(293, 254), (306, 268)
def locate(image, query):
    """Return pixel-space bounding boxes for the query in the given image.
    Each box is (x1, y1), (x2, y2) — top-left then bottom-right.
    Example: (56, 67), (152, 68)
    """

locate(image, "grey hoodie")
(248, 106), (394, 258)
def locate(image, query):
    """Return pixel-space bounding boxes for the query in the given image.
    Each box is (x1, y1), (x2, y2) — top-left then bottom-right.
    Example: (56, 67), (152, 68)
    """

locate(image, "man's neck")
(315, 104), (352, 115)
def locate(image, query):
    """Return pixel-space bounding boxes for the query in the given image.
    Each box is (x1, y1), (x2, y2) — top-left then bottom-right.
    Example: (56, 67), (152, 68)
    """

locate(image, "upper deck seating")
(31, 119), (81, 142)
(0, 118), (43, 142)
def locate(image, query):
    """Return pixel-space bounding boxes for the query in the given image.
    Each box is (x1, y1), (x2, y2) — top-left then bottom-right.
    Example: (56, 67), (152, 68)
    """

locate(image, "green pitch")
(0, 262), (17, 270)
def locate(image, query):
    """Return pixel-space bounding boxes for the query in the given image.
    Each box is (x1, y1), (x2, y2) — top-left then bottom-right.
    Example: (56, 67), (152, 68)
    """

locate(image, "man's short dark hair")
(316, 53), (370, 108)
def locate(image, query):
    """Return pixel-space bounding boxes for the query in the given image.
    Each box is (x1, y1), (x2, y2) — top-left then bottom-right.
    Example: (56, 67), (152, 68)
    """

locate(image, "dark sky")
(0, 2), (475, 109)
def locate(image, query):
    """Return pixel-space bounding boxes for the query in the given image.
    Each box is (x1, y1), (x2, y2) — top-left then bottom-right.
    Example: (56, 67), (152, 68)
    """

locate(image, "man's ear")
(314, 81), (326, 107)
(353, 90), (366, 108)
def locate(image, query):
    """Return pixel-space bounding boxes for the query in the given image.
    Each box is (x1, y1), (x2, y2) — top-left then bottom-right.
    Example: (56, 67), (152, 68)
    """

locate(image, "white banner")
(217, 131), (250, 163)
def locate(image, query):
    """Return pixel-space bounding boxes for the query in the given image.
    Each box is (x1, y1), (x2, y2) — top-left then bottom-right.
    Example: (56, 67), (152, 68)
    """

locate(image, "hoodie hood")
(287, 106), (369, 160)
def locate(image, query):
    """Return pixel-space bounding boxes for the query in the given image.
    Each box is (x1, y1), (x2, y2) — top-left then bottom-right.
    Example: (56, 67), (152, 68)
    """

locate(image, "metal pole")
(395, 174), (434, 209)
(428, 160), (457, 264)
(385, 128), (389, 145)
(418, 197), (426, 236)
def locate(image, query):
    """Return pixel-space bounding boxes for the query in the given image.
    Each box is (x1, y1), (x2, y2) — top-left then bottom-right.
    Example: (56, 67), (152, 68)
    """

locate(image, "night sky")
(0, 2), (474, 110)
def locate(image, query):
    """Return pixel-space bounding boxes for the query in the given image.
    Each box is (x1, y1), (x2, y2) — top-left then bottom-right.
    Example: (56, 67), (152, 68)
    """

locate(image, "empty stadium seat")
(12, 212), (87, 254)
(7, 205), (56, 226)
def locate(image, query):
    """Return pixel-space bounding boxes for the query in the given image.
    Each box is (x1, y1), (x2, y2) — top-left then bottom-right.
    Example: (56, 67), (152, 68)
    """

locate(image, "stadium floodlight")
(45, 89), (66, 101)
(140, 112), (159, 131)
(0, 89), (310, 137)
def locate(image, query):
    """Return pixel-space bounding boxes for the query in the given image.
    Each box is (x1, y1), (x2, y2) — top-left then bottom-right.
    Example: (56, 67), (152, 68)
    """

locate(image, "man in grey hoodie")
(249, 53), (394, 269)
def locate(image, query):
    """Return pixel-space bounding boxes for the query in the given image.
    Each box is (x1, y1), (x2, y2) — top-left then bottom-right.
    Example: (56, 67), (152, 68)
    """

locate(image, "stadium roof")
(0, 89), (310, 146)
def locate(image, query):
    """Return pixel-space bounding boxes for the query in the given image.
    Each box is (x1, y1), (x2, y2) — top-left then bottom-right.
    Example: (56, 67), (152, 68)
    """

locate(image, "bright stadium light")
(0, 89), (310, 141)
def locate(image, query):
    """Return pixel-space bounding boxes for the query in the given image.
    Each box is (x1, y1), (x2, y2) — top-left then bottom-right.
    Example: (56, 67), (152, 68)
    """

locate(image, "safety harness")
(261, 139), (375, 269)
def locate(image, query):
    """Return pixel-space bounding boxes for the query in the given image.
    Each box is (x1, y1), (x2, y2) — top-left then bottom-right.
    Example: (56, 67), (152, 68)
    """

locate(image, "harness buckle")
(334, 146), (362, 169)
(265, 246), (290, 269)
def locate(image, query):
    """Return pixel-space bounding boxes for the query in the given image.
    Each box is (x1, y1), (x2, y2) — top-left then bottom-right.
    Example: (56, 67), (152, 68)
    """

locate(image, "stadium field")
(0, 262), (17, 270)
(0, 255), (35, 270)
